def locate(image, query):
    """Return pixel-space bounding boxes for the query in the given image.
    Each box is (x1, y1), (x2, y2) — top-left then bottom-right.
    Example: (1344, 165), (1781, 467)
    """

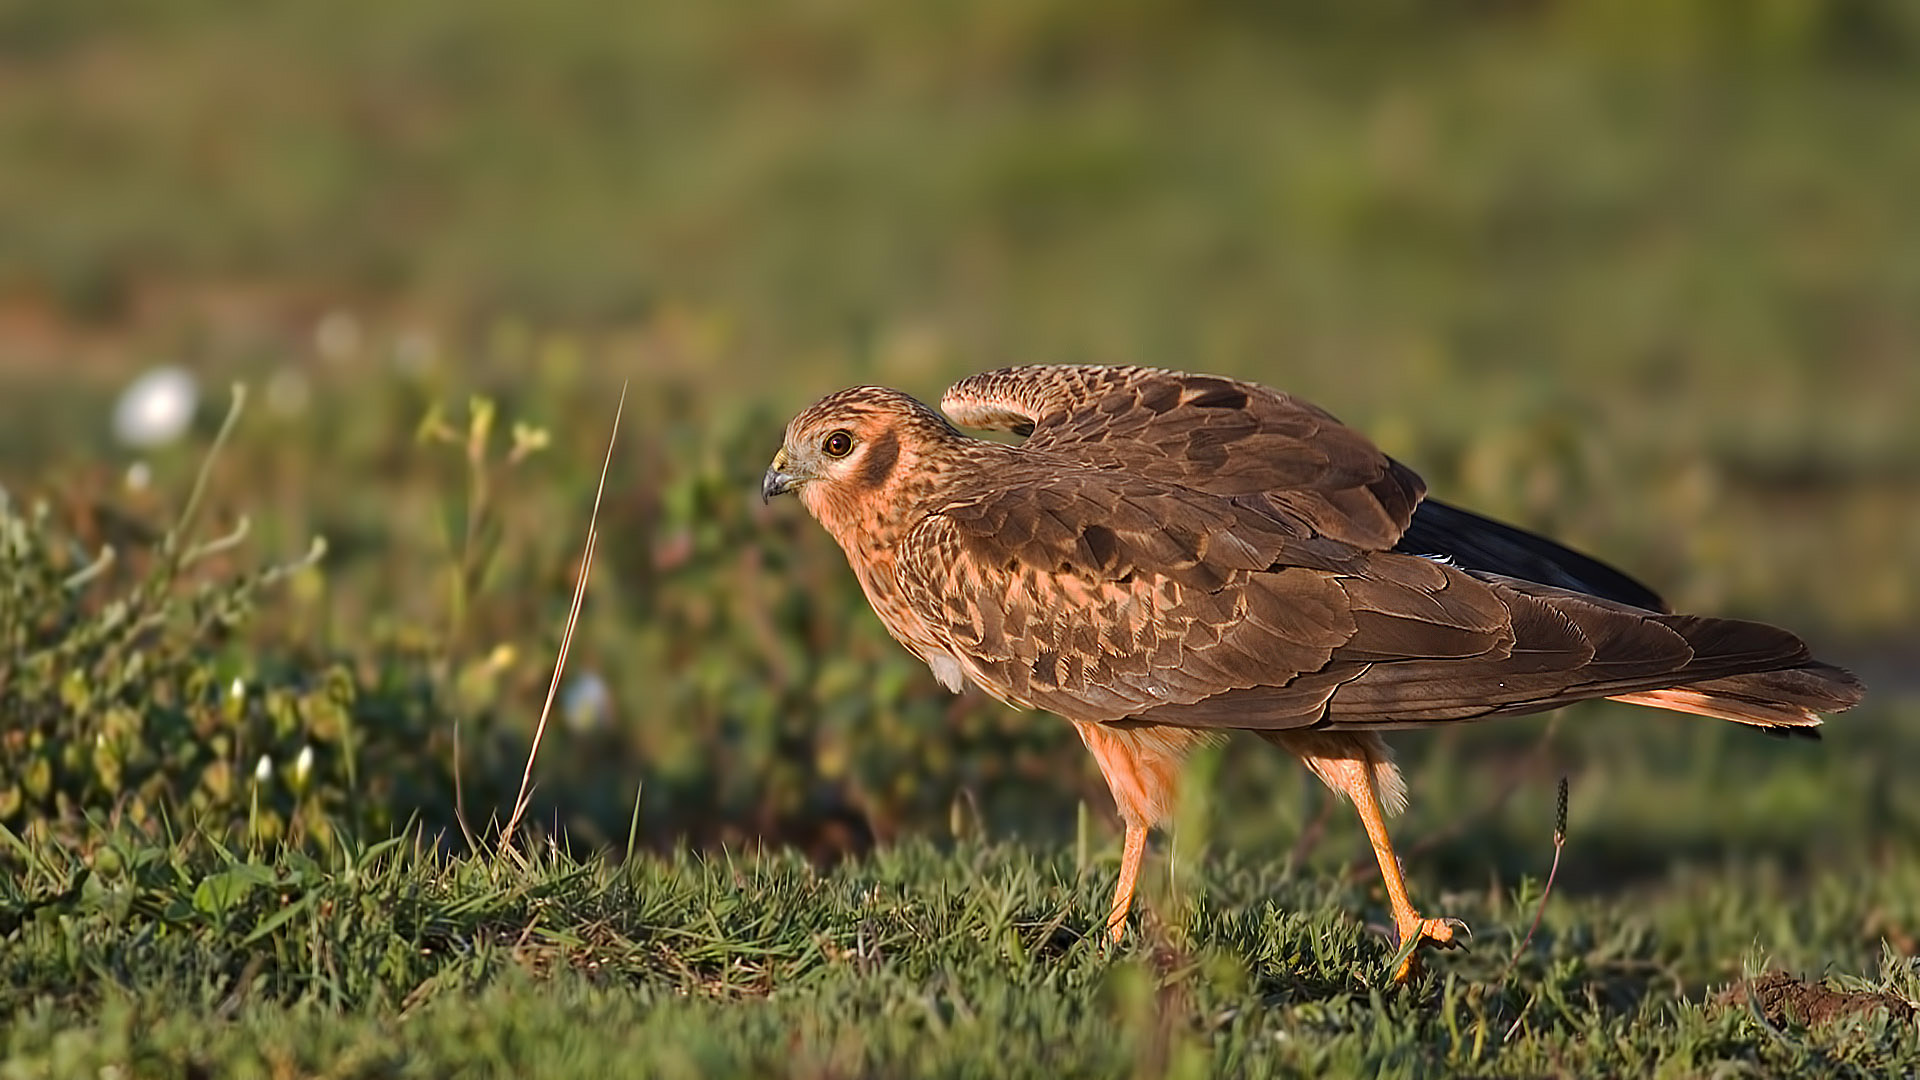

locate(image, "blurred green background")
(1, 0), (1915, 880)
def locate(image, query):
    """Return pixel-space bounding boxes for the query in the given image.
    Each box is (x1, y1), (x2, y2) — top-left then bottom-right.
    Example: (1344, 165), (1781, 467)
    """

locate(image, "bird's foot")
(1390, 915), (1470, 983)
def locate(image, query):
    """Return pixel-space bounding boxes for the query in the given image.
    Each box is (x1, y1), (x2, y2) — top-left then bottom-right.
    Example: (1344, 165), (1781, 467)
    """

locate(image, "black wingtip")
(1395, 499), (1669, 612)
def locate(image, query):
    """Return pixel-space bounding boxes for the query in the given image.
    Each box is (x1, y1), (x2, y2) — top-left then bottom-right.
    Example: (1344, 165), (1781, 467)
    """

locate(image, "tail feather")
(1608, 660), (1865, 734)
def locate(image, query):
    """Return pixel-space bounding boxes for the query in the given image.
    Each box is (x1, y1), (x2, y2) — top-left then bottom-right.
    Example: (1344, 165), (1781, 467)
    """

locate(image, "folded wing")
(894, 465), (1857, 733)
(942, 365), (1668, 613)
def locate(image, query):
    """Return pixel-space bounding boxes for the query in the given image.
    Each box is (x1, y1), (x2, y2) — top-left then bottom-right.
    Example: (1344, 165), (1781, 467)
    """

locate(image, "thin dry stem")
(498, 381), (628, 861)
(165, 383), (248, 561)
(1500, 774), (1570, 981)
(452, 713), (478, 856)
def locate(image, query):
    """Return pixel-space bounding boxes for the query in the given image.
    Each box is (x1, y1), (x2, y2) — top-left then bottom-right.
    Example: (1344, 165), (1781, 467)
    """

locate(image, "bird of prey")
(762, 364), (1864, 980)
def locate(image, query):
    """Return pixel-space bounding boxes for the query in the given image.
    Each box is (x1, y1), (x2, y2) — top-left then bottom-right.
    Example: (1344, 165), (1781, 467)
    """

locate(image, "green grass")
(4, 827), (1918, 1078)
(2, 1), (1918, 1075)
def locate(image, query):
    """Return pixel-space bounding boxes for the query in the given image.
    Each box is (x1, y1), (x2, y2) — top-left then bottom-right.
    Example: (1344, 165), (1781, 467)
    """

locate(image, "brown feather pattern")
(943, 365), (1427, 550)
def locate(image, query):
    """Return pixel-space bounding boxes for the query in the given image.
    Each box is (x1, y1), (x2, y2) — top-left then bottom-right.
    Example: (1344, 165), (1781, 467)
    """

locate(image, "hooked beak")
(762, 451), (798, 503)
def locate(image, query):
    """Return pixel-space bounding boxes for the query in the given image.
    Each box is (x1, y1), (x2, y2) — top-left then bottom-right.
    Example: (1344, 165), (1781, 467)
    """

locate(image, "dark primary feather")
(1395, 499), (1669, 612)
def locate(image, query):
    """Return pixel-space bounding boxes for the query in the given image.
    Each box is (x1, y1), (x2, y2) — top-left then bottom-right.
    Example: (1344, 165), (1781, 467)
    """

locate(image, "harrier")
(762, 365), (1863, 980)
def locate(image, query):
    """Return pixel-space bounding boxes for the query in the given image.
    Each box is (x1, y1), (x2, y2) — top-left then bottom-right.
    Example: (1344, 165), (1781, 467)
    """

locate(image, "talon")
(1412, 916), (1470, 950)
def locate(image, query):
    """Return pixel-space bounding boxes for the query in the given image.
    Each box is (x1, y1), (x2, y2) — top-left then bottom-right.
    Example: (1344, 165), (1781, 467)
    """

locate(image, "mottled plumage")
(765, 365), (1865, 980)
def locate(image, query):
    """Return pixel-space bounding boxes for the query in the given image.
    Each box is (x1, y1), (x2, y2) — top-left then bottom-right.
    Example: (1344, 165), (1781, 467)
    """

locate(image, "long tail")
(1310, 571), (1870, 733)
(1475, 575), (1868, 734)
(1609, 661), (1864, 738)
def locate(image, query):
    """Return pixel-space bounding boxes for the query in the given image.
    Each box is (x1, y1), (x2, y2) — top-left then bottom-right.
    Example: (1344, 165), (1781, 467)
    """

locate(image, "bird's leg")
(1106, 822), (1148, 943)
(1342, 764), (1466, 983)
(1071, 720), (1204, 944)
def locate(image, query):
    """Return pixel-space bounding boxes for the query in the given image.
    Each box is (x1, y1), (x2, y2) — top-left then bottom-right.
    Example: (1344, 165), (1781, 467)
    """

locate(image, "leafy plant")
(1, 387), (360, 847)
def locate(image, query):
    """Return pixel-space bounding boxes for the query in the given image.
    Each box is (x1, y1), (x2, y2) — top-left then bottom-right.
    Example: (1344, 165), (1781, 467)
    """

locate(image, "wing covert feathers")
(893, 459), (1862, 735)
(942, 365), (1426, 550)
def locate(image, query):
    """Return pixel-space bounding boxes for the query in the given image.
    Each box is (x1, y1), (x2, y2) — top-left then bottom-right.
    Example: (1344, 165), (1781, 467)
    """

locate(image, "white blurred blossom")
(563, 672), (613, 734)
(254, 754), (273, 783)
(112, 365), (198, 448)
(125, 461), (152, 491)
(314, 310), (362, 360)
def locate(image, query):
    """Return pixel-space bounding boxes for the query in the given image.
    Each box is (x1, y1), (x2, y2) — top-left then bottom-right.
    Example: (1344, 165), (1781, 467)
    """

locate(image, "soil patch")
(1717, 971), (1916, 1029)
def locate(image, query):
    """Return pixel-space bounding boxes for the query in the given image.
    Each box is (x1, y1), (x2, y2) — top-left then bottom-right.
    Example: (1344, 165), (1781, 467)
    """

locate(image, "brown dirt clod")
(1717, 971), (1917, 1029)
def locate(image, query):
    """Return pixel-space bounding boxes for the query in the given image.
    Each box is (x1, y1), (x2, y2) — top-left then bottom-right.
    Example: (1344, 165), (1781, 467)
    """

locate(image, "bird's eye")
(823, 430), (854, 458)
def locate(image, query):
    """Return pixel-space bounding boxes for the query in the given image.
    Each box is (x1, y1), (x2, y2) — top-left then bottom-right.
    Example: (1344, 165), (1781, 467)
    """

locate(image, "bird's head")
(764, 385), (963, 540)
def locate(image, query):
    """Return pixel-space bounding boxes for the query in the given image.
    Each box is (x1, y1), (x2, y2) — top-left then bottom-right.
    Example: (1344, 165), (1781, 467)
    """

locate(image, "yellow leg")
(1106, 823), (1148, 943)
(1346, 765), (1466, 982)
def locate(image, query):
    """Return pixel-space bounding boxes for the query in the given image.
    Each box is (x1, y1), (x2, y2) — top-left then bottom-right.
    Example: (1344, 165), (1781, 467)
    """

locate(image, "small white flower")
(125, 461), (152, 491)
(562, 672), (612, 734)
(112, 366), (199, 449)
(294, 745), (314, 784)
(254, 754), (273, 783)
(314, 310), (362, 360)
(230, 677), (245, 699)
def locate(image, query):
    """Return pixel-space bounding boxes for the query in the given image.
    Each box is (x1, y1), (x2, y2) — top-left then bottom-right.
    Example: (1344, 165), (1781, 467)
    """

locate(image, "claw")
(1416, 916), (1471, 951)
